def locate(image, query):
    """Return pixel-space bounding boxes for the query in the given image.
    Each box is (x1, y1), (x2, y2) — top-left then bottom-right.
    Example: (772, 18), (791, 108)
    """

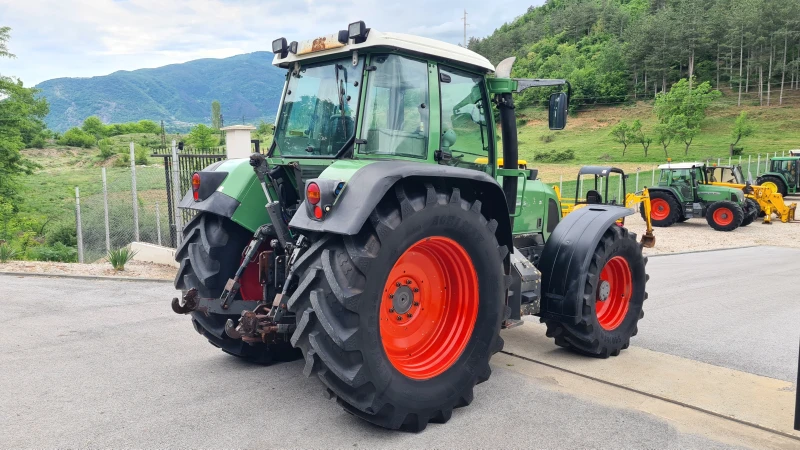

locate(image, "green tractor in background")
(757, 156), (800, 197)
(645, 162), (757, 231)
(170, 23), (648, 431)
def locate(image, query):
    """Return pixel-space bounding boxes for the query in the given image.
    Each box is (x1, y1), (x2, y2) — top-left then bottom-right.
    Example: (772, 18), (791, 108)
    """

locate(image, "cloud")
(0, 0), (543, 85)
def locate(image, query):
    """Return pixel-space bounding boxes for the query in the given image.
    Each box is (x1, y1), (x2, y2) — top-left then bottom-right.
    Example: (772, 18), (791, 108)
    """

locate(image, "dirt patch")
(0, 260), (176, 280)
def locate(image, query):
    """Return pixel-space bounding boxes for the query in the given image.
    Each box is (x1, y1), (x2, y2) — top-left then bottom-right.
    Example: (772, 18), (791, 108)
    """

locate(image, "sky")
(0, 0), (545, 86)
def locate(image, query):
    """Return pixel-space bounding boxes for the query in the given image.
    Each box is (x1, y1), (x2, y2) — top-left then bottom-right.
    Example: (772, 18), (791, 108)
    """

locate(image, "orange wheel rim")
(379, 237), (479, 380)
(650, 198), (670, 221)
(713, 207), (734, 226)
(596, 256), (632, 331)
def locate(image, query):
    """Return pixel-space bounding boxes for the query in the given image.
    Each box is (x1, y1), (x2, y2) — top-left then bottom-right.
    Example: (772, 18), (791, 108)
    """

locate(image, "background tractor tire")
(287, 181), (507, 432)
(740, 198), (759, 227)
(757, 175), (787, 197)
(705, 201), (744, 232)
(677, 215), (689, 223)
(642, 191), (680, 227)
(543, 225), (647, 358)
(174, 212), (299, 364)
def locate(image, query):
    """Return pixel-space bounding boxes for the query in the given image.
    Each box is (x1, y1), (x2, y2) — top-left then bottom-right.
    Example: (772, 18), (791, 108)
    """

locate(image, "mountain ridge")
(36, 51), (285, 131)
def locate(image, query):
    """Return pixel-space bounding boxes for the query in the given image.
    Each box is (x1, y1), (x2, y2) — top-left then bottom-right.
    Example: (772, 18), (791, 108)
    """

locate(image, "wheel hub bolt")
(389, 308), (395, 313)
(413, 302), (419, 306)
(406, 279), (412, 284)
(413, 288), (419, 292)
(389, 294), (394, 299)
(396, 282), (401, 287)
(396, 315), (402, 321)
(407, 313), (412, 318)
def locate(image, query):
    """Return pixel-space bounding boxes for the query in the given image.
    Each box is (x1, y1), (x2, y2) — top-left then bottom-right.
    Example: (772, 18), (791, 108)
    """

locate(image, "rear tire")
(174, 212), (299, 364)
(643, 191), (680, 227)
(757, 175), (787, 197)
(740, 198), (759, 227)
(705, 201), (743, 231)
(543, 225), (647, 358)
(287, 181), (507, 431)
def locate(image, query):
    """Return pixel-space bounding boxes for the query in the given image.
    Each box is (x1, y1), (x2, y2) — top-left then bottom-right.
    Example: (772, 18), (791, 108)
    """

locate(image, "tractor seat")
(586, 189), (603, 204)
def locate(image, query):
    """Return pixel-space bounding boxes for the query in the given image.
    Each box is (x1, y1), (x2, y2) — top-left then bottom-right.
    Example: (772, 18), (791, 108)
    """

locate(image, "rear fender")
(178, 158), (270, 232)
(289, 160), (513, 252)
(538, 205), (634, 324)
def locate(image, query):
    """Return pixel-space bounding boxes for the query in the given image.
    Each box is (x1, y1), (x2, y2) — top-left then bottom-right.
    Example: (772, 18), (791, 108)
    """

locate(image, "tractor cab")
(705, 165), (745, 185)
(656, 162), (707, 201)
(575, 166), (627, 206)
(758, 157), (800, 196)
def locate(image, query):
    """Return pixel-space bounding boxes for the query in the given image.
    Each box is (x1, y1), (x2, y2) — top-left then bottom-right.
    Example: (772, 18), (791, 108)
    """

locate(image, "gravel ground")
(622, 208), (800, 256)
(0, 260), (175, 280)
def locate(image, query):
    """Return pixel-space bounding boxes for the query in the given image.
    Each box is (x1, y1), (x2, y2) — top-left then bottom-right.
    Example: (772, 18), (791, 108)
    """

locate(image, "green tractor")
(644, 162), (756, 231)
(170, 23), (648, 431)
(757, 156), (800, 197)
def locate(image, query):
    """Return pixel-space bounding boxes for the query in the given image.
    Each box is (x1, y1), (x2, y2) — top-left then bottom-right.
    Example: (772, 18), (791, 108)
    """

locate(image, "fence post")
(739, 155), (742, 165)
(636, 169), (640, 191)
(757, 154), (761, 176)
(75, 187), (84, 264)
(728, 156), (732, 166)
(748, 155), (752, 177)
(171, 140), (183, 245)
(651, 166), (655, 186)
(717, 157), (721, 166)
(130, 142), (140, 242)
(155, 202), (162, 247)
(102, 167), (111, 253)
(559, 175), (563, 194)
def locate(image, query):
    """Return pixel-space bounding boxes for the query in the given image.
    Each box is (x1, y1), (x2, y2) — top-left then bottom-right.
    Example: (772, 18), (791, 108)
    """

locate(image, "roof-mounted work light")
(272, 38), (288, 58)
(348, 21), (368, 44)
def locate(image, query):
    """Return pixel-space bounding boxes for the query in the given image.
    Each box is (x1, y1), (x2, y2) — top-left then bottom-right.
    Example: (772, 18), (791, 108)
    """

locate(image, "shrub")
(47, 223), (77, 247)
(539, 134), (555, 143)
(134, 146), (150, 165)
(31, 243), (78, 262)
(532, 148), (575, 162)
(0, 243), (16, 262)
(28, 135), (47, 149)
(516, 118), (528, 128)
(114, 153), (131, 168)
(58, 128), (96, 148)
(98, 138), (115, 159)
(107, 247), (137, 271)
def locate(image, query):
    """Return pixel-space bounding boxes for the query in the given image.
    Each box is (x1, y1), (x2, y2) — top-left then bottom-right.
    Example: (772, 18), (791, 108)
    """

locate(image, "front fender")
(289, 160), (513, 252)
(538, 205), (634, 324)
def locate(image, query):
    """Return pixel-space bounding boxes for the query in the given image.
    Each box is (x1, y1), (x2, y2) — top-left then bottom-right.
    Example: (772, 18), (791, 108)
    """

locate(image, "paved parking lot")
(1, 246), (799, 448)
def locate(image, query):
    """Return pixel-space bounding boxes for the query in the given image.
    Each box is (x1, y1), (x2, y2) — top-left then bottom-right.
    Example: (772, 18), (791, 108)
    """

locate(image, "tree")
(81, 116), (106, 139)
(609, 121), (631, 156)
(211, 101), (222, 130)
(187, 124), (218, 149)
(630, 120), (652, 157)
(654, 115), (684, 158)
(653, 78), (721, 154)
(729, 111), (756, 155)
(0, 26), (13, 59)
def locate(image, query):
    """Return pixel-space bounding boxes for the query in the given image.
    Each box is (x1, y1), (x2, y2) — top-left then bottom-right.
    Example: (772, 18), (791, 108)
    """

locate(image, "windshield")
(274, 57), (364, 157)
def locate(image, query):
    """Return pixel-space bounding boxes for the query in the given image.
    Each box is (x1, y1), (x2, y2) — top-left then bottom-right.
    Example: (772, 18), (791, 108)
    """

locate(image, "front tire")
(740, 198), (759, 227)
(644, 192), (680, 227)
(287, 181), (507, 431)
(706, 201), (743, 231)
(757, 175), (787, 197)
(543, 225), (647, 358)
(174, 212), (299, 364)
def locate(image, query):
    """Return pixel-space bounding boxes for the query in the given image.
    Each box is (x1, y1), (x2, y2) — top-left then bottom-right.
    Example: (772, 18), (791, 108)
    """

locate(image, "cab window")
(439, 66), (491, 173)
(359, 54), (429, 158)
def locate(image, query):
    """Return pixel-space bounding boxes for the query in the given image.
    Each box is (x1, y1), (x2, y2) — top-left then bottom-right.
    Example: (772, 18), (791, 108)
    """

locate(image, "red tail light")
(307, 182), (321, 205)
(192, 173), (201, 201)
(313, 205), (324, 219)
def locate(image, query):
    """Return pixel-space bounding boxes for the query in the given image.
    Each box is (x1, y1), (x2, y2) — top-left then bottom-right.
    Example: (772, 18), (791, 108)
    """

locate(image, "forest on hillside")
(469, 0), (800, 109)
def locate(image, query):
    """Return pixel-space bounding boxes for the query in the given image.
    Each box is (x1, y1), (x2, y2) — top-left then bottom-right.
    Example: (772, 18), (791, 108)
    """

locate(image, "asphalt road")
(1, 246), (798, 448)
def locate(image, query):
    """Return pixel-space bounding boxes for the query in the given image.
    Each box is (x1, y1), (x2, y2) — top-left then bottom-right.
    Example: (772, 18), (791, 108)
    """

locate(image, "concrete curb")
(0, 271), (172, 284)
(647, 244), (764, 258)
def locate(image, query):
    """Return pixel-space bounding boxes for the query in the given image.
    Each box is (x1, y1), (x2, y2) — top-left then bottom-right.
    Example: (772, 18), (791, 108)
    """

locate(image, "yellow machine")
(705, 165), (797, 224)
(554, 166), (655, 248)
(474, 157), (528, 169)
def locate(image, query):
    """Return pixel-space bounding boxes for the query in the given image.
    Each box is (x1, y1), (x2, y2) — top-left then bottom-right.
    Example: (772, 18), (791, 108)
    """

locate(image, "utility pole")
(462, 10), (469, 47)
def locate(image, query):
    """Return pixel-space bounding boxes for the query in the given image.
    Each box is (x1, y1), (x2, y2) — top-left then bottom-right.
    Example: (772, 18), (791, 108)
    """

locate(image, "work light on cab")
(191, 172), (201, 201)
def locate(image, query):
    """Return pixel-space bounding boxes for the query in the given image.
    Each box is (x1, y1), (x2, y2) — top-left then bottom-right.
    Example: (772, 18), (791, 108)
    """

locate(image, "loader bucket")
(640, 232), (656, 248)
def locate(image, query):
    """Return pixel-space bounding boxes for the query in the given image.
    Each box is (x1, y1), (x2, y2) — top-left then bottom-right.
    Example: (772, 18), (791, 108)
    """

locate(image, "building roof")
(657, 162), (705, 170)
(272, 30), (494, 73)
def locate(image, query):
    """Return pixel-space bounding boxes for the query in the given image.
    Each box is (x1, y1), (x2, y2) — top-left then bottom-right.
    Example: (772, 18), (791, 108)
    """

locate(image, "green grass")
(516, 94), (799, 165)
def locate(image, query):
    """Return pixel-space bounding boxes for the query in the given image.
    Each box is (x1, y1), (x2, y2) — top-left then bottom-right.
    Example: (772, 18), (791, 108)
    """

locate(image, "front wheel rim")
(379, 237), (479, 380)
(713, 207), (734, 226)
(650, 198), (670, 221)
(596, 256), (633, 331)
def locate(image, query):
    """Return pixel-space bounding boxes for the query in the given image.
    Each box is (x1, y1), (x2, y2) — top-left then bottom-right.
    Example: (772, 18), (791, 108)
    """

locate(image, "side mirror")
(548, 92), (568, 130)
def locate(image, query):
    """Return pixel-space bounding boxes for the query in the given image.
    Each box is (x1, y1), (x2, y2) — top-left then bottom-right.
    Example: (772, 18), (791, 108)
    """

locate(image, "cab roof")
(577, 166), (624, 176)
(272, 30), (495, 73)
(657, 162), (705, 170)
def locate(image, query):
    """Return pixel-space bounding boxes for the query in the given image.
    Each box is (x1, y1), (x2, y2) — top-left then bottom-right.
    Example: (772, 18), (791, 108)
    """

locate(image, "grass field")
(516, 93), (799, 165)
